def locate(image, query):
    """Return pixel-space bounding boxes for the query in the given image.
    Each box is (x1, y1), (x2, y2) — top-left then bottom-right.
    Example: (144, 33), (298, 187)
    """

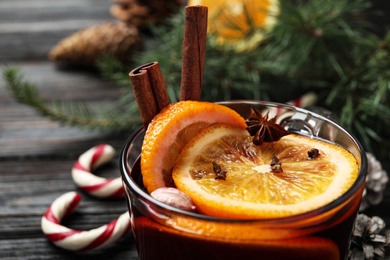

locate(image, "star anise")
(245, 107), (291, 145)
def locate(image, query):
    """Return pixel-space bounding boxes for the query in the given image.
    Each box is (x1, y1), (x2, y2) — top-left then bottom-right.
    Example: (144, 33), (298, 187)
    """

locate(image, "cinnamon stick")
(142, 62), (170, 111)
(129, 61), (170, 128)
(180, 5), (208, 101)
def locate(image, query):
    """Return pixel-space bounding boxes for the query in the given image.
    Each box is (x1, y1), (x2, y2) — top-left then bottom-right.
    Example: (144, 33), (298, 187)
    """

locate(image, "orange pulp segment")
(172, 124), (359, 219)
(141, 101), (247, 193)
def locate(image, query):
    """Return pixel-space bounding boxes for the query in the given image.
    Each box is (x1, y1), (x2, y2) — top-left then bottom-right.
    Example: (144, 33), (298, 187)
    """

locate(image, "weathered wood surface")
(1, 0), (390, 259)
(0, 1), (138, 259)
(0, 61), (130, 159)
(0, 0), (113, 61)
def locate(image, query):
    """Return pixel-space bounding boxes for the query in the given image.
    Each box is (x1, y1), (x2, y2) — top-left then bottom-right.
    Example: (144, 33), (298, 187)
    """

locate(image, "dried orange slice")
(141, 101), (247, 193)
(172, 124), (359, 219)
(188, 0), (279, 52)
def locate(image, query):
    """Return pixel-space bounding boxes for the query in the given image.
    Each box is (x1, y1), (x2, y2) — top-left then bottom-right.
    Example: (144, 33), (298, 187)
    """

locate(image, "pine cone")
(350, 214), (390, 259)
(49, 21), (141, 67)
(360, 153), (389, 211)
(110, 0), (184, 28)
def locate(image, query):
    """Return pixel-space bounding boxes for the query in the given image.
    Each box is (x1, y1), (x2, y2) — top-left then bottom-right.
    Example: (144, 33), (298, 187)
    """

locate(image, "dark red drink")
(120, 101), (367, 260)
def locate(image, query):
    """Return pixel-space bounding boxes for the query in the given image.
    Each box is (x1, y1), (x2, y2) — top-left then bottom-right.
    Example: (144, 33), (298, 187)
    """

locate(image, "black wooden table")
(0, 1), (139, 259)
(0, 61), (140, 260)
(1, 1), (390, 259)
(2, 65), (389, 260)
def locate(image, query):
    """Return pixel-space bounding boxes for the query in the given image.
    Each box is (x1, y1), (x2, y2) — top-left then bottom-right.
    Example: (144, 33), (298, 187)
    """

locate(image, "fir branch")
(321, 33), (390, 158)
(112, 12), (271, 103)
(96, 55), (131, 88)
(258, 0), (373, 78)
(3, 0), (388, 159)
(3, 66), (141, 130)
(81, 0), (390, 158)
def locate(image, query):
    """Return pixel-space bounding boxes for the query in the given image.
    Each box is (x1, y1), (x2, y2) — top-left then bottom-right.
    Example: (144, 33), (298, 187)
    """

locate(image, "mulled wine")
(120, 101), (367, 260)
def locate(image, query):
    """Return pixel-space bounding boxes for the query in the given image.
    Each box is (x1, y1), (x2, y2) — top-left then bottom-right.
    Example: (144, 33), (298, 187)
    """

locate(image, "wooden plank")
(0, 158), (138, 259)
(0, 62), (122, 102)
(0, 0), (112, 61)
(0, 61), (136, 159)
(0, 1), (389, 259)
(0, 1), (139, 258)
(0, 238), (139, 260)
(0, 0), (112, 22)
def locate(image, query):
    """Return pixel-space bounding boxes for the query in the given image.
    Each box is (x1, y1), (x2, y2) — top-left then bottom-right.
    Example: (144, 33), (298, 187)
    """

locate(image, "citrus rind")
(172, 124), (359, 219)
(141, 101), (247, 193)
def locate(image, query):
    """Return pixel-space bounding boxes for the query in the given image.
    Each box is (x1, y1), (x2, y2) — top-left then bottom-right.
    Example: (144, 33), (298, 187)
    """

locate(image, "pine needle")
(2, 66), (141, 130)
(3, 0), (390, 158)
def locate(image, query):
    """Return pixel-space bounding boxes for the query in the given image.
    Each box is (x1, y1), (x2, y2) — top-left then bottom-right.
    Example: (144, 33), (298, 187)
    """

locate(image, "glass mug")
(120, 101), (367, 260)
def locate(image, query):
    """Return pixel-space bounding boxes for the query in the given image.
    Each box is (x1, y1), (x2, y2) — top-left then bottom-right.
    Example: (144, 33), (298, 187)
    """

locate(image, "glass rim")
(120, 100), (367, 224)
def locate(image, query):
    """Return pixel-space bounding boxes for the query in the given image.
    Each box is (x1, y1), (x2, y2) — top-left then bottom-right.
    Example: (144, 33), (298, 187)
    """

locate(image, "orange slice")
(188, 0), (279, 52)
(141, 101), (247, 193)
(172, 124), (359, 219)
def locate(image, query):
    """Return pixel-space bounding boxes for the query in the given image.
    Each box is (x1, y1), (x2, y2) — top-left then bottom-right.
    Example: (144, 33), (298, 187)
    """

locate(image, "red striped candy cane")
(71, 144), (124, 198)
(41, 191), (131, 251)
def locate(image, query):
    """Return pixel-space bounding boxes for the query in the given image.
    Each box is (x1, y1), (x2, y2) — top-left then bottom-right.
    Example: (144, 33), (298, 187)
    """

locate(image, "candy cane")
(71, 144), (124, 198)
(41, 191), (131, 251)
